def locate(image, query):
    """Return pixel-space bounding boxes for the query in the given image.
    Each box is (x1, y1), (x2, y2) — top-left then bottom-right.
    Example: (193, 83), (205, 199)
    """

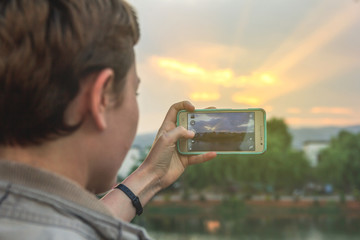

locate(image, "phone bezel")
(177, 108), (267, 155)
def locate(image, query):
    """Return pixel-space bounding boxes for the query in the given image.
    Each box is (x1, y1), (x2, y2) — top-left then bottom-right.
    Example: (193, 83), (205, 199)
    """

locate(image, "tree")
(254, 118), (310, 193)
(317, 131), (360, 192)
(183, 118), (311, 195)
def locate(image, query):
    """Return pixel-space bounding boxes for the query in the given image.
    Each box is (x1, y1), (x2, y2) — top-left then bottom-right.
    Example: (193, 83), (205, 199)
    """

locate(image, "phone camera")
(190, 120), (195, 125)
(191, 114), (195, 119)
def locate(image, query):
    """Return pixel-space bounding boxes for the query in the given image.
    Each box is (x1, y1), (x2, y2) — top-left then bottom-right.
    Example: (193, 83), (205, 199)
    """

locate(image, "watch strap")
(115, 184), (143, 216)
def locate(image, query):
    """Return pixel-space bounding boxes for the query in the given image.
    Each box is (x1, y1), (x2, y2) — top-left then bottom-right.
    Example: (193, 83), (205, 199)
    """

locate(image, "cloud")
(232, 2), (360, 107)
(287, 108), (302, 114)
(258, 2), (360, 75)
(231, 95), (261, 106)
(152, 56), (278, 88)
(190, 92), (220, 102)
(286, 117), (360, 127)
(190, 112), (253, 133)
(152, 56), (235, 87)
(150, 56), (280, 105)
(129, 0), (360, 132)
(143, 2), (360, 109)
(311, 107), (353, 115)
(237, 119), (254, 130)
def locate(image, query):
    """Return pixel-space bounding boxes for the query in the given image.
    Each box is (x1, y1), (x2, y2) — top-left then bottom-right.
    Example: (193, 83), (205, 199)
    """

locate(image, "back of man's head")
(0, 0), (139, 146)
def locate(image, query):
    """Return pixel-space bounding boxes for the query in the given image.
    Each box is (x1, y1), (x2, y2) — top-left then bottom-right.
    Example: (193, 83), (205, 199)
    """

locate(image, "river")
(133, 200), (360, 240)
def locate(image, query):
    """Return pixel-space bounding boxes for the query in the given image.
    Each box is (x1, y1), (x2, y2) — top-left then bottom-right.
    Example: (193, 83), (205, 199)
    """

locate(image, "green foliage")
(317, 131), (360, 192)
(183, 118), (311, 195)
(130, 119), (360, 198)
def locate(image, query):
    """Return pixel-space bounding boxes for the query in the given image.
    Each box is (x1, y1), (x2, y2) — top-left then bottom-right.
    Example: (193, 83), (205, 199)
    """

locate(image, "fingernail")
(187, 101), (195, 108)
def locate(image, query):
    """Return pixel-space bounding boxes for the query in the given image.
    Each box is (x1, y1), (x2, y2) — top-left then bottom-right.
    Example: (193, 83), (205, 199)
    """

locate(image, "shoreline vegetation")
(135, 195), (360, 238)
(148, 193), (360, 215)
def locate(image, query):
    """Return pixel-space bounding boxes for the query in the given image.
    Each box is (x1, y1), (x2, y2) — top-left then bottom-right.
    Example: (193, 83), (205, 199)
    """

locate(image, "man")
(0, 0), (216, 239)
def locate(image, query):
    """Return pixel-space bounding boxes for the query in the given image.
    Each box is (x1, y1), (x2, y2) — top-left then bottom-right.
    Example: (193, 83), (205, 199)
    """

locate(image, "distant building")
(117, 146), (141, 178)
(303, 140), (329, 167)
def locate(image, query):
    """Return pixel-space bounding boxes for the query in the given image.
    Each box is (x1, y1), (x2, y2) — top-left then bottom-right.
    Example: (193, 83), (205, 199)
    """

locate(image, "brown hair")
(0, 0), (140, 146)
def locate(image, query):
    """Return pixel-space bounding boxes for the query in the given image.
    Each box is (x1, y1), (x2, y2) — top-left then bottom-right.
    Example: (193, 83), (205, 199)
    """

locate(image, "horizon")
(135, 123), (360, 136)
(135, 125), (360, 139)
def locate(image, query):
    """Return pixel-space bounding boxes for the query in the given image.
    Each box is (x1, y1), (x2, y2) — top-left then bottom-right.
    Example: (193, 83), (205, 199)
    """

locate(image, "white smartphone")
(177, 109), (266, 154)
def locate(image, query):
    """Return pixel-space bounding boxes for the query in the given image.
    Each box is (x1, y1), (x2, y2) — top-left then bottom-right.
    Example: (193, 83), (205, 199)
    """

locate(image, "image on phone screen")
(187, 112), (255, 152)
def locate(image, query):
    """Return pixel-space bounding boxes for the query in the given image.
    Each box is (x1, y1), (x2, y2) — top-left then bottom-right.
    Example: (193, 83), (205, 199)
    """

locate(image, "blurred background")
(122, 0), (360, 239)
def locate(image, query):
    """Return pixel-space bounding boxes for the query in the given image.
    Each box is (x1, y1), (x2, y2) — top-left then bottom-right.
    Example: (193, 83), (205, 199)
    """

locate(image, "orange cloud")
(286, 117), (360, 127)
(152, 56), (278, 88)
(311, 107), (353, 115)
(232, 94), (261, 106)
(190, 92), (220, 101)
(154, 57), (234, 86)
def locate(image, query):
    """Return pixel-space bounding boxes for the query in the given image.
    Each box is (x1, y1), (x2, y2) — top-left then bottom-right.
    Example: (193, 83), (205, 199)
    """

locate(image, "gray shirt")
(0, 160), (152, 240)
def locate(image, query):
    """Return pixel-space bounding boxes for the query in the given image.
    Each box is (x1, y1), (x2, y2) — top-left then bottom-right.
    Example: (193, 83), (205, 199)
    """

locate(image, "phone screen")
(187, 112), (255, 152)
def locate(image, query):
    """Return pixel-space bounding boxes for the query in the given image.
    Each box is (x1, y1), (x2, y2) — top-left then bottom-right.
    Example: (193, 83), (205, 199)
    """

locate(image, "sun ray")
(258, 3), (359, 76)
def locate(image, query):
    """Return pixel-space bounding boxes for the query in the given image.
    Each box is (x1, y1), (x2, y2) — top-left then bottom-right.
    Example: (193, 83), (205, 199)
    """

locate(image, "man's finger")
(157, 126), (194, 147)
(188, 152), (217, 166)
(162, 101), (195, 126)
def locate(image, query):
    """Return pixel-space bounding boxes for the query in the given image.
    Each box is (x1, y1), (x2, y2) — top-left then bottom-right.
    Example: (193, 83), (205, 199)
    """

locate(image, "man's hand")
(101, 101), (216, 222)
(140, 101), (217, 189)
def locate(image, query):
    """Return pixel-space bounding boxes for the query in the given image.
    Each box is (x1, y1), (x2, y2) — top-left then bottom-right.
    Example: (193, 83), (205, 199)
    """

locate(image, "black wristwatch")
(115, 184), (143, 216)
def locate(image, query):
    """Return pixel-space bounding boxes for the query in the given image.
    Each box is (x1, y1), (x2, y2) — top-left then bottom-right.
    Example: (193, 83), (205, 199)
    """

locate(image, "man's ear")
(90, 68), (115, 130)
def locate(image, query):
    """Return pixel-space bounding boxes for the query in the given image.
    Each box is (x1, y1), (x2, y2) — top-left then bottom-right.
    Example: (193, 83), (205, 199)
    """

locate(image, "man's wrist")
(121, 166), (162, 209)
(115, 184), (143, 216)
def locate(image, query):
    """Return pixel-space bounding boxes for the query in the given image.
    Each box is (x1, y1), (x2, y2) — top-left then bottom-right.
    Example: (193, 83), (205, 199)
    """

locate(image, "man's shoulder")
(0, 217), (89, 240)
(0, 181), (102, 239)
(0, 160), (152, 240)
(0, 180), (151, 240)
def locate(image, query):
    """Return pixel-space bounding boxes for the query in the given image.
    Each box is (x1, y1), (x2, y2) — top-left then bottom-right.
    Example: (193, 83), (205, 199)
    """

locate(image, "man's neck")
(0, 139), (89, 189)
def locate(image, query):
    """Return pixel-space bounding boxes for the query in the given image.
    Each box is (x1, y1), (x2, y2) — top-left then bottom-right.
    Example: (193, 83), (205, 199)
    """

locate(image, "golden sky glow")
(287, 108), (302, 114)
(259, 3), (359, 75)
(286, 117), (360, 127)
(190, 92), (220, 102)
(153, 56), (258, 88)
(151, 56), (280, 105)
(231, 95), (261, 106)
(128, 0), (360, 132)
(311, 107), (353, 115)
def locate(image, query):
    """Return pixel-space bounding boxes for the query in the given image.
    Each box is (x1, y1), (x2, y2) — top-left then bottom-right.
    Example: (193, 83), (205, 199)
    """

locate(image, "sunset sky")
(127, 0), (360, 134)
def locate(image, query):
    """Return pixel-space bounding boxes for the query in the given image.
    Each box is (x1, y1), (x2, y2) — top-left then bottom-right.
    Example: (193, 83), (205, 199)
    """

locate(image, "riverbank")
(145, 195), (360, 219)
(150, 194), (360, 209)
(134, 196), (360, 239)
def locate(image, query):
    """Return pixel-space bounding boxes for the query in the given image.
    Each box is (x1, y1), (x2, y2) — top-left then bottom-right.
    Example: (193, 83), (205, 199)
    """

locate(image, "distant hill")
(133, 125), (360, 150)
(289, 125), (360, 149)
(132, 132), (156, 149)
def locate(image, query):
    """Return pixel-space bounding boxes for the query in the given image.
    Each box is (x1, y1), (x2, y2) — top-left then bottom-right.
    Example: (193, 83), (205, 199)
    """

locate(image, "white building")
(117, 146), (141, 178)
(303, 140), (329, 167)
